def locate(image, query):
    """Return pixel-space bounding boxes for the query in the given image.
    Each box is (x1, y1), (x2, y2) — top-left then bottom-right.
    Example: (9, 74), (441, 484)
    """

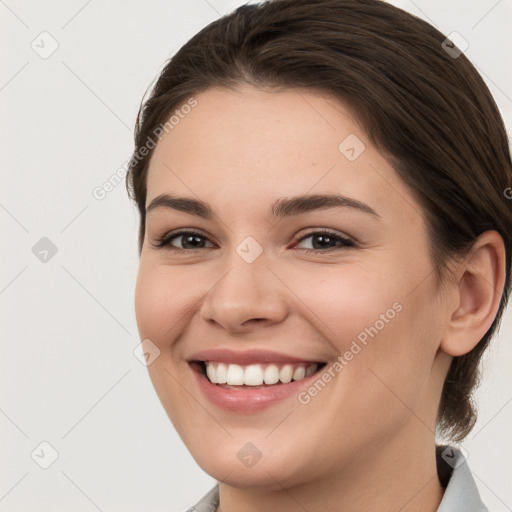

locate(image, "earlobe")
(440, 230), (506, 357)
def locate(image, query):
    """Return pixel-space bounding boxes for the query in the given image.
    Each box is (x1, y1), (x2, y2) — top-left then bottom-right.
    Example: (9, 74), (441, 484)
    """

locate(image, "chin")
(190, 442), (314, 491)
(203, 462), (295, 490)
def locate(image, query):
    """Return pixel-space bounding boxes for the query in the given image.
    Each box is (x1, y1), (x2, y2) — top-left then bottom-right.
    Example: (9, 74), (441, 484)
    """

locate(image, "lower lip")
(191, 365), (321, 412)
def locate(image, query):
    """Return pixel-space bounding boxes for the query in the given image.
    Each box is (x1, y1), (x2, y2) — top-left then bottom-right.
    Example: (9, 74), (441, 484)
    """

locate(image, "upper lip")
(188, 348), (324, 365)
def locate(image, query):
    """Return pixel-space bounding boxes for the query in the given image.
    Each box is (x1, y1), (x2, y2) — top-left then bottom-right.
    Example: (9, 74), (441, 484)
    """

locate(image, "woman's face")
(135, 85), (452, 489)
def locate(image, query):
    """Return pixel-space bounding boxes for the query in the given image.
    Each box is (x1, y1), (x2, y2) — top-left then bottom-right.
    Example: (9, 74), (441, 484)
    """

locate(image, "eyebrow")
(145, 193), (380, 220)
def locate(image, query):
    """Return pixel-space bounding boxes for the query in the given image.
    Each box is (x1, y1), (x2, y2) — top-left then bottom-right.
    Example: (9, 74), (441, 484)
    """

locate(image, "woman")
(125, 0), (511, 510)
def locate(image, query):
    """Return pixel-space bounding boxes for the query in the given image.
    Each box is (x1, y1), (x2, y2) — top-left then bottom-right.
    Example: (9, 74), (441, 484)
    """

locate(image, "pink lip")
(189, 361), (324, 412)
(188, 348), (321, 365)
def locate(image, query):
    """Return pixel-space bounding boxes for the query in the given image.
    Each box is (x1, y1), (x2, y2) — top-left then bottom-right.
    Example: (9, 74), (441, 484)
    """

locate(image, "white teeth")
(216, 363), (227, 384)
(206, 363), (217, 383)
(305, 364), (317, 377)
(263, 364), (280, 384)
(292, 366), (306, 381)
(279, 364), (293, 384)
(226, 364), (244, 385)
(203, 362), (320, 386)
(244, 364), (264, 386)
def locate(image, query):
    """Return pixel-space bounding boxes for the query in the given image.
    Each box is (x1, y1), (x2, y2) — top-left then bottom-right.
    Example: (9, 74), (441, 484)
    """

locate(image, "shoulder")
(436, 445), (488, 512)
(185, 484), (220, 512)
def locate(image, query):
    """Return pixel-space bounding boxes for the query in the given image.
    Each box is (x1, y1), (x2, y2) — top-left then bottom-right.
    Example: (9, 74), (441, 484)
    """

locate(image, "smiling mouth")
(191, 361), (327, 388)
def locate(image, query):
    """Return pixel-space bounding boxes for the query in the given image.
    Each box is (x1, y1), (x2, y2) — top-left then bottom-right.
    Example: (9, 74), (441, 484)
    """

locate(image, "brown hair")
(125, 0), (512, 441)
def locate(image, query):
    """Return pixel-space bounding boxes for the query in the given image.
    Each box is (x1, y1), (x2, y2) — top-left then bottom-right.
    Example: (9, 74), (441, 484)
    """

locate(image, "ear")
(440, 230), (506, 357)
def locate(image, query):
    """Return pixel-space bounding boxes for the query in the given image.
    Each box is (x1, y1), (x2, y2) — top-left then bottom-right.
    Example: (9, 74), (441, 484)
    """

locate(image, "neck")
(217, 429), (445, 512)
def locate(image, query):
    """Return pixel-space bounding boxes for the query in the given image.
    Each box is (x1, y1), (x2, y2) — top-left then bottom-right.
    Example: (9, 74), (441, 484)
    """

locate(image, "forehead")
(145, 85), (423, 225)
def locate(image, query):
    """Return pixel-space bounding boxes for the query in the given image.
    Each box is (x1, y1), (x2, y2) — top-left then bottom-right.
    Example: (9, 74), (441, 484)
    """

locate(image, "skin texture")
(134, 85), (506, 512)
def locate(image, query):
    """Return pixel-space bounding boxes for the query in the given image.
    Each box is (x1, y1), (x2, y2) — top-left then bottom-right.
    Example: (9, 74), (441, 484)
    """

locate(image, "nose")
(199, 253), (289, 333)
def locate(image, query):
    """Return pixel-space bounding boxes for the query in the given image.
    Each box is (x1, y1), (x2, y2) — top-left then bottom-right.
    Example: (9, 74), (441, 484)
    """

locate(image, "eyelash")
(152, 228), (356, 254)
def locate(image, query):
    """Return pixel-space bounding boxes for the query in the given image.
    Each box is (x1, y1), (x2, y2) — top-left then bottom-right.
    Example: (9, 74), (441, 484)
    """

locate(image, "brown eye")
(153, 230), (215, 251)
(295, 229), (355, 252)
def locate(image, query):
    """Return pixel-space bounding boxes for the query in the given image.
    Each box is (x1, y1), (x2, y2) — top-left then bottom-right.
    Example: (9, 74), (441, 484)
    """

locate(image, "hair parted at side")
(125, 0), (512, 441)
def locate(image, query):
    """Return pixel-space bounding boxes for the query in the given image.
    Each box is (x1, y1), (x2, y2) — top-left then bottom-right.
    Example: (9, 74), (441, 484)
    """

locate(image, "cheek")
(134, 265), (198, 429)
(286, 268), (440, 454)
(289, 257), (438, 388)
(134, 263), (200, 347)
(286, 261), (403, 347)
(134, 267), (164, 341)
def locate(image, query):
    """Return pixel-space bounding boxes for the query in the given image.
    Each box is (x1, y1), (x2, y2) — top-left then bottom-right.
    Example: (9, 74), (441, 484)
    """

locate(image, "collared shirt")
(186, 446), (488, 512)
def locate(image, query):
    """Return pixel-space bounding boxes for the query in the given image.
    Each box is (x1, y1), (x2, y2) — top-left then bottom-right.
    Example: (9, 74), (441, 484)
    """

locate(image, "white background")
(0, 1), (511, 511)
